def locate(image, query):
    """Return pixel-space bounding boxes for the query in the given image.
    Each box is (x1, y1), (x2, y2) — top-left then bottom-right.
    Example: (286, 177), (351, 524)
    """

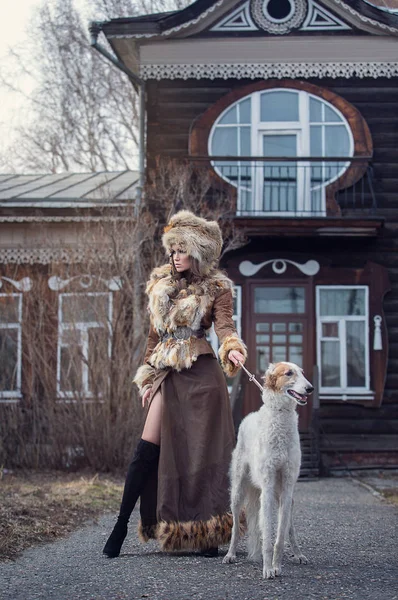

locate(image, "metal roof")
(0, 171), (139, 207)
(101, 0), (398, 37)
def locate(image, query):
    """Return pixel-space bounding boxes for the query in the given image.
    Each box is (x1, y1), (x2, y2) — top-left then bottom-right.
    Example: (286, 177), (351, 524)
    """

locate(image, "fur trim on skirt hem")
(138, 513), (246, 551)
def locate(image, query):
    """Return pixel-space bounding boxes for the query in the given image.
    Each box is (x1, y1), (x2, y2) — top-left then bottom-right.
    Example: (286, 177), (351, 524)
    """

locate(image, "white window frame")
(0, 293), (22, 402)
(209, 89), (354, 217)
(316, 285), (371, 397)
(57, 292), (113, 400)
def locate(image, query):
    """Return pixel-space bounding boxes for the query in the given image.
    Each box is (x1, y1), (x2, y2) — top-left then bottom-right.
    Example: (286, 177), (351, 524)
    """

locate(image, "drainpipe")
(89, 21), (145, 210)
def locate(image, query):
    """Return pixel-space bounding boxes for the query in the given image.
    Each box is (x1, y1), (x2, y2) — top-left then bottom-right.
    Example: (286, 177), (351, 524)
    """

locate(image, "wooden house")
(96, 0), (398, 473)
(0, 172), (138, 408)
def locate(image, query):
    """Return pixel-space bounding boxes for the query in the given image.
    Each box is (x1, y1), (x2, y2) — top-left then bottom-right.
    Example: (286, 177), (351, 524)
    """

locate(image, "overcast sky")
(0, 1), (40, 134)
(0, 0), (90, 161)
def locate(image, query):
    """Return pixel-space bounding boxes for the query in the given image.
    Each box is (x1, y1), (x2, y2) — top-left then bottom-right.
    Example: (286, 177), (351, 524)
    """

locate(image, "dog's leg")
(272, 482), (294, 576)
(222, 473), (248, 564)
(260, 475), (276, 579)
(288, 498), (308, 565)
(246, 486), (261, 562)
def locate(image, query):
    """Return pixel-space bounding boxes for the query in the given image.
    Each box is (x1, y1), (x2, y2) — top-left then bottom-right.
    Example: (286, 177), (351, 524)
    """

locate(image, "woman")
(103, 210), (247, 558)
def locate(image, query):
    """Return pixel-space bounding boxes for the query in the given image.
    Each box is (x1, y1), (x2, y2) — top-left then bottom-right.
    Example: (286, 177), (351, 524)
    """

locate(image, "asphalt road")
(1, 478), (397, 600)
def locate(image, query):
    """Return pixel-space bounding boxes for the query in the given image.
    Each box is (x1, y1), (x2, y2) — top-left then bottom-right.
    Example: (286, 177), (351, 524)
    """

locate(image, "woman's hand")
(142, 387), (152, 407)
(228, 350), (245, 367)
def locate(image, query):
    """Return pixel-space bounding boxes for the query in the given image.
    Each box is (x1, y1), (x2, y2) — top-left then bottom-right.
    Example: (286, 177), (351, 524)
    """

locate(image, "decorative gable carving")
(211, 1), (257, 31)
(251, 0), (308, 34)
(301, 0), (351, 30)
(210, 0), (352, 34)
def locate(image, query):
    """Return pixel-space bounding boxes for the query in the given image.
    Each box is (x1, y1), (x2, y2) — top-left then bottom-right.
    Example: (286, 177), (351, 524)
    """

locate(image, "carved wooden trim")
(190, 79), (373, 216)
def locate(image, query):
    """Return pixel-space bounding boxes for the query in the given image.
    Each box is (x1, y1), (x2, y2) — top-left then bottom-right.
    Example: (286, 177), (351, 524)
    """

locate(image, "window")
(0, 294), (22, 400)
(254, 286), (305, 314)
(209, 88), (353, 215)
(57, 293), (112, 399)
(316, 286), (370, 394)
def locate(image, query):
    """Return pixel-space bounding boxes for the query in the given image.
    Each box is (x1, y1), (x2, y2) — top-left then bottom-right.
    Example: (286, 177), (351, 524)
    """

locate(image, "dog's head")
(263, 362), (314, 407)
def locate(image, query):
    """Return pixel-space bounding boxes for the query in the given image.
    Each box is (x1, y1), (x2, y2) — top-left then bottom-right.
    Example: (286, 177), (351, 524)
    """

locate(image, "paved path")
(1, 478), (397, 600)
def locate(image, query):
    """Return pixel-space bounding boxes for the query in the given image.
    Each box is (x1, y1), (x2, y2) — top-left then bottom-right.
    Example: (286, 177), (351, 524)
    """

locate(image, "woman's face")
(170, 245), (192, 273)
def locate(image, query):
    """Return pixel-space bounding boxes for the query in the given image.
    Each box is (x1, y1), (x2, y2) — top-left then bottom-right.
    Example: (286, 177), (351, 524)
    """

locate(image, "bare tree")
(0, 161), (246, 470)
(0, 0), (191, 173)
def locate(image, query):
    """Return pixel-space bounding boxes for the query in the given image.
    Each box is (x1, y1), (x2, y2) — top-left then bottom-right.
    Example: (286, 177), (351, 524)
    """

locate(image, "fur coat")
(134, 264), (247, 397)
(132, 263), (247, 552)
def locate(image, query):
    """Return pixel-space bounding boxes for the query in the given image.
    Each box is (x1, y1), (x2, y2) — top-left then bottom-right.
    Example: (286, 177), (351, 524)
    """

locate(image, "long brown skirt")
(139, 354), (237, 551)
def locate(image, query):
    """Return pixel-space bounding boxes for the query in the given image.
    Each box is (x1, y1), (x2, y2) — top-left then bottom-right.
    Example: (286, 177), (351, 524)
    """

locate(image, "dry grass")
(0, 470), (124, 561)
(380, 488), (398, 505)
(359, 472), (398, 506)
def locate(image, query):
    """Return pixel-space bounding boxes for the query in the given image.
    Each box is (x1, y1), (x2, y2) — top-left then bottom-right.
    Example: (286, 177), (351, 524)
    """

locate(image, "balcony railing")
(190, 156), (376, 218)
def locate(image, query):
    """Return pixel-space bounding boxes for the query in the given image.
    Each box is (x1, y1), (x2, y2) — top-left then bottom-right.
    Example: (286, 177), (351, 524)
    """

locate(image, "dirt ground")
(0, 469), (124, 561)
(1, 468), (397, 565)
(1, 476), (397, 600)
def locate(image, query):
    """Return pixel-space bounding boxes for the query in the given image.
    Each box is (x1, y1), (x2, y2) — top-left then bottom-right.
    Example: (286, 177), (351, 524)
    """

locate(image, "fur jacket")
(134, 264), (247, 396)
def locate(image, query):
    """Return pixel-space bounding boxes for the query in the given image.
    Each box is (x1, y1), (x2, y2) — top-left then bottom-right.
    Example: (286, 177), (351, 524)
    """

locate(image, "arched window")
(208, 88), (354, 215)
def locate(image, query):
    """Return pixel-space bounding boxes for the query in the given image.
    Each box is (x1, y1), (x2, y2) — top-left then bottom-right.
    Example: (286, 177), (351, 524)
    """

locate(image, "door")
(246, 282), (312, 431)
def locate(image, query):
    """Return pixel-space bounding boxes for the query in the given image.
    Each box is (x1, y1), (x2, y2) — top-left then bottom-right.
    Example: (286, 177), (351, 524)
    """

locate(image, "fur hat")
(162, 210), (223, 274)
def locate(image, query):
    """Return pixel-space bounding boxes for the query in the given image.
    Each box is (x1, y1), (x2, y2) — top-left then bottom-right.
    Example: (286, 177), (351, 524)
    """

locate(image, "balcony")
(189, 156), (384, 237)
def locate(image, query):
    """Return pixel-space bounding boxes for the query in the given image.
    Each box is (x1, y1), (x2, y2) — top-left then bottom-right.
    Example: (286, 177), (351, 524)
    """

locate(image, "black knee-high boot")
(103, 439), (160, 558)
(139, 463), (159, 540)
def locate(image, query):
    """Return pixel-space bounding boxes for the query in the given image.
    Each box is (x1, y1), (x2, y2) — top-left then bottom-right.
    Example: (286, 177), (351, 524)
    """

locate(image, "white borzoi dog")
(223, 361), (313, 579)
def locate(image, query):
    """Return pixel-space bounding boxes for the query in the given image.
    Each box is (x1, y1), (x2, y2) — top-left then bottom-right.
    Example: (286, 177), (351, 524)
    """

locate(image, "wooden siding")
(139, 36), (398, 66)
(146, 76), (398, 463)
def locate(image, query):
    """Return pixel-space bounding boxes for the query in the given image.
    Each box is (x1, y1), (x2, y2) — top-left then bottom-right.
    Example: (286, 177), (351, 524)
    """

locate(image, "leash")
(238, 361), (263, 393)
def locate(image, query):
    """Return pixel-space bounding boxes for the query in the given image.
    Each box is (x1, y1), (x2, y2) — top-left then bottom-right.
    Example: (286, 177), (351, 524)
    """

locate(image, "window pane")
(238, 163), (252, 193)
(272, 334), (286, 343)
(0, 295), (20, 324)
(309, 97), (322, 122)
(59, 345), (83, 393)
(239, 98), (251, 124)
(0, 329), (18, 391)
(254, 288), (305, 314)
(260, 91), (299, 122)
(325, 125), (350, 156)
(324, 105), (342, 123)
(310, 126), (322, 156)
(256, 323), (270, 332)
(212, 128), (238, 156)
(256, 334), (270, 343)
(346, 321), (366, 387)
(219, 105), (237, 125)
(240, 127), (251, 155)
(289, 334), (303, 343)
(215, 161), (240, 183)
(263, 134), (297, 157)
(272, 323), (286, 332)
(289, 322), (303, 332)
(88, 327), (109, 393)
(321, 340), (340, 387)
(62, 295), (110, 324)
(322, 322), (339, 337)
(289, 345), (303, 366)
(257, 347), (270, 372)
(319, 289), (365, 316)
(272, 345), (287, 362)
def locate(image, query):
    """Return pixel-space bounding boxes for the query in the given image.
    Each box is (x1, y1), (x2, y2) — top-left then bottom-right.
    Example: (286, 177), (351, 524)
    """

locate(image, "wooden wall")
(146, 77), (398, 467)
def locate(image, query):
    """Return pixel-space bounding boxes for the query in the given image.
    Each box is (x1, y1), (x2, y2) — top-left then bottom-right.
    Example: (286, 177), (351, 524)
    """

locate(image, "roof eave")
(101, 0), (398, 39)
(343, 0), (398, 27)
(102, 0), (218, 36)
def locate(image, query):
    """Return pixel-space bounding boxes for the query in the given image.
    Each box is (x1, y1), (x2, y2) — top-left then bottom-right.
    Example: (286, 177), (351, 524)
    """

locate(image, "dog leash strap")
(238, 361), (263, 392)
